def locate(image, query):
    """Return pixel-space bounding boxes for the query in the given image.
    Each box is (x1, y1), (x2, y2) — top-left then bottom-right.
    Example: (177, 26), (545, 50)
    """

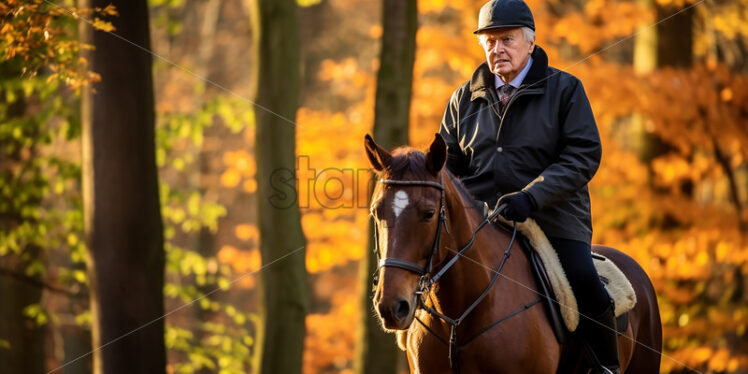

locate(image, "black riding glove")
(498, 191), (534, 222)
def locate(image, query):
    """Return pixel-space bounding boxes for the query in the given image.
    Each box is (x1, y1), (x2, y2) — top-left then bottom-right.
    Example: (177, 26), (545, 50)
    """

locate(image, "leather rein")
(372, 173), (542, 372)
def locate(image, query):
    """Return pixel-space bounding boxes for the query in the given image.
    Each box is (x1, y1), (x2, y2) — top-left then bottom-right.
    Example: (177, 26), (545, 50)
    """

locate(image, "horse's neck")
(431, 176), (533, 322)
(442, 176), (501, 263)
(431, 179), (498, 311)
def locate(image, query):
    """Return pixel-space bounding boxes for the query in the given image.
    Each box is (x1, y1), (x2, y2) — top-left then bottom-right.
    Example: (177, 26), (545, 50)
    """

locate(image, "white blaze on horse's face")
(392, 190), (409, 218)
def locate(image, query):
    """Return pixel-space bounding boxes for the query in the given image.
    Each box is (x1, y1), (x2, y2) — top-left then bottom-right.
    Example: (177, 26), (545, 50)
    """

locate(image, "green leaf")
(187, 193), (200, 216)
(298, 0), (322, 6)
(217, 277), (230, 290)
(6, 90), (17, 104)
(188, 352), (215, 370)
(72, 270), (86, 283)
(25, 261), (45, 277)
(75, 311), (91, 326)
(66, 233), (78, 246)
(22, 304), (49, 326)
(172, 208), (186, 224)
(173, 157), (185, 171)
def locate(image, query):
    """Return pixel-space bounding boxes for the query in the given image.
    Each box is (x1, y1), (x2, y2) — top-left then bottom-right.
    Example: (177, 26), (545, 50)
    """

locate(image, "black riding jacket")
(439, 46), (602, 244)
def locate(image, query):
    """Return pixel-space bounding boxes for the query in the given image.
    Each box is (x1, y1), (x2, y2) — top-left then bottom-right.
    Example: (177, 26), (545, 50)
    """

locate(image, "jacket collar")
(470, 45), (549, 102)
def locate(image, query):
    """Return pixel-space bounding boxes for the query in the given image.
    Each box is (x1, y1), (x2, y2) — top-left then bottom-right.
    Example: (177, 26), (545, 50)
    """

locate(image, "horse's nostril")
(394, 298), (411, 320)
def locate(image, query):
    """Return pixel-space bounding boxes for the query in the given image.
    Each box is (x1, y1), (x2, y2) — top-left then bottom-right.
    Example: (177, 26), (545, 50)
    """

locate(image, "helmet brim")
(473, 24), (533, 34)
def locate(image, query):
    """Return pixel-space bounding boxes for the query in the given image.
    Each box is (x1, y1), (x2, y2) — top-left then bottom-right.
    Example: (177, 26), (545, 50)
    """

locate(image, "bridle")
(373, 173), (449, 288)
(371, 172), (541, 373)
(372, 172), (509, 294)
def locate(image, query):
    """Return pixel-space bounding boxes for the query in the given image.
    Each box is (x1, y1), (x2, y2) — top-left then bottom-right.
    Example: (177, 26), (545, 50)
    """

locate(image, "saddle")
(493, 217), (636, 342)
(522, 236), (630, 342)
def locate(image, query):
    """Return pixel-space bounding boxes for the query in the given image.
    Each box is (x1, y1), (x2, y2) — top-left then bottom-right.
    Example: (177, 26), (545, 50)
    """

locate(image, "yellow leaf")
(220, 169), (241, 188)
(234, 224), (259, 242)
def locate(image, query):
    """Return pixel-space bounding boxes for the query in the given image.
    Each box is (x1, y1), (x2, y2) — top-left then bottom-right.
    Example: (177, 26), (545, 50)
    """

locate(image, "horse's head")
(364, 133), (447, 330)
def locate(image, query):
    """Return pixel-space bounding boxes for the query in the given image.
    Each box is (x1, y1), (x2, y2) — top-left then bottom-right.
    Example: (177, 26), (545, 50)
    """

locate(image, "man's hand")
(498, 191), (534, 222)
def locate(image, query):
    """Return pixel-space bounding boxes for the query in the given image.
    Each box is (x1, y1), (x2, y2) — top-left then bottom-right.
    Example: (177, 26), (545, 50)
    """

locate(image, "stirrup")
(585, 365), (621, 374)
(581, 333), (620, 374)
(585, 364), (619, 374)
(585, 368), (618, 374)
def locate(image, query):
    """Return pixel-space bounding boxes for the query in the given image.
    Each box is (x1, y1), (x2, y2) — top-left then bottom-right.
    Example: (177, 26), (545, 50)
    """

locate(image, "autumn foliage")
(2, 0), (748, 373)
(293, 0), (748, 372)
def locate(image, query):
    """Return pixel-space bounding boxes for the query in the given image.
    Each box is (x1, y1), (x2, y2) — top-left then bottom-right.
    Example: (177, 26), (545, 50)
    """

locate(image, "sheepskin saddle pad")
(497, 217), (637, 332)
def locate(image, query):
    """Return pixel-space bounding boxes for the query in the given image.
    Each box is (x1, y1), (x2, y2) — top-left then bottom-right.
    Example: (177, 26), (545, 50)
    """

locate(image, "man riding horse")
(439, 0), (618, 372)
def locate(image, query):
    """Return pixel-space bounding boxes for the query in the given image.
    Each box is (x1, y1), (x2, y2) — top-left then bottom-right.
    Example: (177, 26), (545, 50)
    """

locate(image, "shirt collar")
(495, 56), (533, 89)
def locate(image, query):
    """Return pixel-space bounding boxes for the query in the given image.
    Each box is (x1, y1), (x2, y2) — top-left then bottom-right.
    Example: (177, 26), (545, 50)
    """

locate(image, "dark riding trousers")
(550, 237), (610, 316)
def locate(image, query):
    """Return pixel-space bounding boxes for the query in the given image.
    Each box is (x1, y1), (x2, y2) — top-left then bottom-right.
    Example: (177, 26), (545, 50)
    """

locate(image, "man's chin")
(490, 64), (511, 76)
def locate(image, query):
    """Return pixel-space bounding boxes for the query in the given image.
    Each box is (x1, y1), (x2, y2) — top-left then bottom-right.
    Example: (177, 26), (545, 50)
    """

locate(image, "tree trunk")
(371, 0), (418, 146)
(652, 3), (693, 196)
(631, 0), (663, 165)
(61, 256), (92, 373)
(711, 136), (746, 232)
(633, 0), (657, 73)
(354, 1), (417, 373)
(60, 317), (93, 374)
(79, 1), (166, 373)
(632, 0), (691, 167)
(0, 251), (45, 374)
(246, 0), (308, 373)
(656, 4), (693, 68)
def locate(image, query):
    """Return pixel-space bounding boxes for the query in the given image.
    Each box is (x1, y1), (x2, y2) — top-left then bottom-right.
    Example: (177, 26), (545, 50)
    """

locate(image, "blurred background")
(1, 0), (747, 373)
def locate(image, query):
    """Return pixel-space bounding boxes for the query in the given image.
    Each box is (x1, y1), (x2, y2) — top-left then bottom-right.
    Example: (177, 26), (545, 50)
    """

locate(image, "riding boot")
(582, 302), (620, 374)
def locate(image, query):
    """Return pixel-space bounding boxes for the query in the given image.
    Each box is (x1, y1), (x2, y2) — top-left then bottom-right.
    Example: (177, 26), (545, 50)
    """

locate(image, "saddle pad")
(497, 217), (637, 331)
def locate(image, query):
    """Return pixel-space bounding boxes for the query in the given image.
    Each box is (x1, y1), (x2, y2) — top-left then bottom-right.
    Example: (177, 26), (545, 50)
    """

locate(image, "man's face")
(479, 28), (534, 82)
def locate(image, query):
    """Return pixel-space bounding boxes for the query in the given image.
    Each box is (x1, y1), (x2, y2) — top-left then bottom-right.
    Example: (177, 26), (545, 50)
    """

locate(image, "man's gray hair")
(521, 27), (535, 43)
(478, 26), (535, 45)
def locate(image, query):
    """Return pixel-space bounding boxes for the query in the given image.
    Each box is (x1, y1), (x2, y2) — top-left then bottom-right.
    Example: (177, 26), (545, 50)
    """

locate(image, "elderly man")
(439, 0), (618, 372)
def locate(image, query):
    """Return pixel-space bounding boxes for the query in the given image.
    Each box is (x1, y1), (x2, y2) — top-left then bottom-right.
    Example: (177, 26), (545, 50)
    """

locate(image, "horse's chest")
(407, 326), (498, 373)
(406, 314), (560, 374)
(407, 327), (450, 373)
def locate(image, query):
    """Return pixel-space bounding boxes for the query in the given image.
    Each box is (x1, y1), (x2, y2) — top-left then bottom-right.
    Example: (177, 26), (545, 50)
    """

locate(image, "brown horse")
(364, 133), (662, 374)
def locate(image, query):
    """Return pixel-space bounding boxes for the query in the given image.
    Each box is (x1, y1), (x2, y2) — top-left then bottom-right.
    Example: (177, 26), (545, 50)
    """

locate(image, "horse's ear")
(364, 134), (392, 172)
(425, 133), (447, 176)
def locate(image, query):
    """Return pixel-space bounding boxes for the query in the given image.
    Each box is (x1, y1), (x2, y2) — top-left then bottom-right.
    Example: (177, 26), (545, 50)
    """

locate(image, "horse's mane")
(386, 146), (484, 217)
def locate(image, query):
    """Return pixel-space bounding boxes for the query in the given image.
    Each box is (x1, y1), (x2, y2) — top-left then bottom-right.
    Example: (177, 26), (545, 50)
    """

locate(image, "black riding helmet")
(474, 0), (535, 34)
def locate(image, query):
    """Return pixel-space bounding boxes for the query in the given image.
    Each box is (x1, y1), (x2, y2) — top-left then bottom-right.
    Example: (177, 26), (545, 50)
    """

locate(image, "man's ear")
(425, 133), (447, 176)
(364, 134), (392, 172)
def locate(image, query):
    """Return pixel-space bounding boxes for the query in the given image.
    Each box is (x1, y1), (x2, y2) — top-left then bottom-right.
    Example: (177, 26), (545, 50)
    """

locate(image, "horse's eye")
(422, 209), (436, 221)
